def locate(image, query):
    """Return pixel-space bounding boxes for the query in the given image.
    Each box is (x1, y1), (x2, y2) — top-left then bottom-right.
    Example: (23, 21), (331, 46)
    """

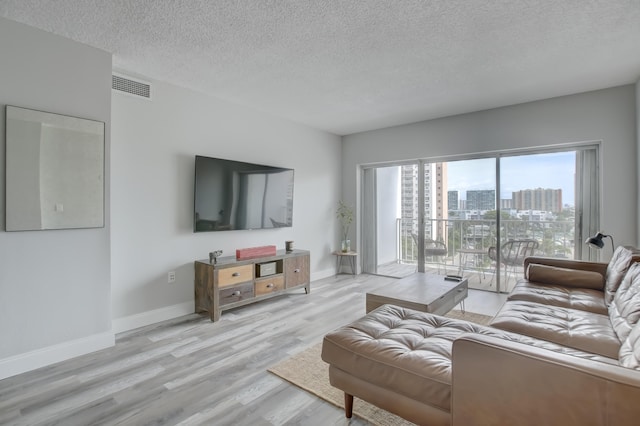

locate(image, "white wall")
(0, 18), (112, 379)
(343, 85), (638, 258)
(111, 78), (341, 331)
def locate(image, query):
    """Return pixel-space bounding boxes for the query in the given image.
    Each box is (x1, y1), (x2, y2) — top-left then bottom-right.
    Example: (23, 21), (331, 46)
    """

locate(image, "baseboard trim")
(112, 301), (194, 334)
(0, 331), (114, 380)
(114, 273), (336, 334)
(311, 268), (335, 281)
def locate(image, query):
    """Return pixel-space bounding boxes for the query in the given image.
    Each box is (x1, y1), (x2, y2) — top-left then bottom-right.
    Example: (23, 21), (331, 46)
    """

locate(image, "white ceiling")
(1, 0), (639, 135)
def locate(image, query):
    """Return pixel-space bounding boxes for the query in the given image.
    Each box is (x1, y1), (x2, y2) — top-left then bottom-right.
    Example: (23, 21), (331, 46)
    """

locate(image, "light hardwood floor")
(0, 273), (505, 426)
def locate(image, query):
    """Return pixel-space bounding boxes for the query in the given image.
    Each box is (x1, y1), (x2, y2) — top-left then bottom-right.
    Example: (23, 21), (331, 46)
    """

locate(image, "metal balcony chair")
(411, 233), (449, 274)
(488, 239), (539, 289)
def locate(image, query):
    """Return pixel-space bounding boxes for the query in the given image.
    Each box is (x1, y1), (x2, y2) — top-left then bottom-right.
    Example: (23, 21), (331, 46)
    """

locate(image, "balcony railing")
(395, 217), (575, 291)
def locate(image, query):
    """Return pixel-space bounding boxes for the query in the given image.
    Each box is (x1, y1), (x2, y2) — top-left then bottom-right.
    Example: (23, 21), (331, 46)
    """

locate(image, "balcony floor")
(376, 261), (522, 293)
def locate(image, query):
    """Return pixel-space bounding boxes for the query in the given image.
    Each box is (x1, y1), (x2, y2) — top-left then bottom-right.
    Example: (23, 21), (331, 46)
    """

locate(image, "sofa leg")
(344, 393), (353, 418)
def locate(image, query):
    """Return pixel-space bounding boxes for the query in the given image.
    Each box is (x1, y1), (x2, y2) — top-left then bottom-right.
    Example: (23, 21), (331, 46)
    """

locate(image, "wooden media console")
(194, 249), (310, 321)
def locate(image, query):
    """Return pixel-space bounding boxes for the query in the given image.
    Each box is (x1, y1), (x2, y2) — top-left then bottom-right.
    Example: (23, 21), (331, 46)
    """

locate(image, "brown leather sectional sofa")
(321, 245), (640, 425)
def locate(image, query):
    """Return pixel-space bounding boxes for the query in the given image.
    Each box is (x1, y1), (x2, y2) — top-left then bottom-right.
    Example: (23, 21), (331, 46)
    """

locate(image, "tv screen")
(194, 155), (294, 232)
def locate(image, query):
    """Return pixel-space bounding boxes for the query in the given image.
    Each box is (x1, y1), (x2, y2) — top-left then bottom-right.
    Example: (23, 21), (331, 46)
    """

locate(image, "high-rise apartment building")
(512, 188), (562, 212)
(500, 198), (513, 209)
(466, 189), (496, 210)
(400, 165), (419, 236)
(400, 163), (448, 240)
(433, 163), (448, 241)
(448, 190), (459, 211)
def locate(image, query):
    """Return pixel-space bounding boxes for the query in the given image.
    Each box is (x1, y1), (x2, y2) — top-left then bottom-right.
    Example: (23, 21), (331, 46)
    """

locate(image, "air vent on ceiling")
(112, 74), (151, 99)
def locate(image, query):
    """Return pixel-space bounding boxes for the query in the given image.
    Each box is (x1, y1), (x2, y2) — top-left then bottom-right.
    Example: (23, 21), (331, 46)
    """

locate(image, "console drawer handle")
(232, 272), (240, 277)
(231, 291), (241, 297)
(266, 283), (274, 288)
(294, 269), (300, 273)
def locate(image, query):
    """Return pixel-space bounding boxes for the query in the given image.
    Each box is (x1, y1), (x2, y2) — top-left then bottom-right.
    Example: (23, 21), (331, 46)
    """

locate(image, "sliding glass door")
(498, 151), (579, 291)
(361, 165), (414, 277)
(361, 144), (599, 293)
(445, 158), (498, 291)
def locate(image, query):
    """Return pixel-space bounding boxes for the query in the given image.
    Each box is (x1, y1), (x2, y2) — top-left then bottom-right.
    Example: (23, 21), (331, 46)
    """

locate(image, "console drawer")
(427, 293), (449, 315)
(219, 282), (254, 305)
(255, 275), (285, 296)
(454, 287), (468, 304)
(218, 264), (253, 287)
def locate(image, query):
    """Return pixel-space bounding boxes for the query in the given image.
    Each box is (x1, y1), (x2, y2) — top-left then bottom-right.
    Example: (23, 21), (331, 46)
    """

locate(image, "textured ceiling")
(1, 0), (639, 135)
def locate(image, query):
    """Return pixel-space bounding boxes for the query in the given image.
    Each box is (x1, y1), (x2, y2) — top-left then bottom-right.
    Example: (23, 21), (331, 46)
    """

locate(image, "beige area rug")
(268, 310), (492, 425)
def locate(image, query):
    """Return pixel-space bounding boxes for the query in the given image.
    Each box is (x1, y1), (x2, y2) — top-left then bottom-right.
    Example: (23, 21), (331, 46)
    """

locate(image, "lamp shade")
(585, 232), (614, 250)
(585, 233), (605, 249)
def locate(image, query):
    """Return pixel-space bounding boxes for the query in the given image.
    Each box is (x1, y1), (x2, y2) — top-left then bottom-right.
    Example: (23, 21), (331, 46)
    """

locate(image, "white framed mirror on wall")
(5, 105), (105, 231)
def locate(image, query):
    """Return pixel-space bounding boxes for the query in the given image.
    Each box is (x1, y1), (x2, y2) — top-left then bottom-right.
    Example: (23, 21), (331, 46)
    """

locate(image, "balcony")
(381, 218), (575, 293)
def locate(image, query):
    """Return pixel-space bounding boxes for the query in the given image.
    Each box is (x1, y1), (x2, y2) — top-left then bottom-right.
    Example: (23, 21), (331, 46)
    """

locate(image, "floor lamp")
(585, 232), (615, 253)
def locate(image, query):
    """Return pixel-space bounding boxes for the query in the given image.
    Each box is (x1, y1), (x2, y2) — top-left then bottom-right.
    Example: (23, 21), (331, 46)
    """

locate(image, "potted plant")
(336, 200), (354, 252)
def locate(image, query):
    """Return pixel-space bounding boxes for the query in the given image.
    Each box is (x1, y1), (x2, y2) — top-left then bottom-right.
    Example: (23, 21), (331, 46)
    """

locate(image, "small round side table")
(332, 250), (358, 277)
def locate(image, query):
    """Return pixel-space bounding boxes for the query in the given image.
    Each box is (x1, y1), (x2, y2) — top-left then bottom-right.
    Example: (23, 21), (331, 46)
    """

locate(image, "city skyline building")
(400, 163), (448, 240)
(500, 198), (513, 209)
(466, 189), (496, 210)
(433, 163), (448, 241)
(512, 188), (563, 213)
(400, 165), (419, 237)
(448, 190), (459, 211)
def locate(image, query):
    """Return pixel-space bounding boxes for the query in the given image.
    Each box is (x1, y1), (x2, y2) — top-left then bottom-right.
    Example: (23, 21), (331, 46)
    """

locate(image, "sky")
(446, 151), (576, 206)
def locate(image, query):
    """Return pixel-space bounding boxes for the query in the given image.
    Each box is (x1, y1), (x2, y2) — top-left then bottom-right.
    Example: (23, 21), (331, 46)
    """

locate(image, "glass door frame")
(360, 141), (601, 293)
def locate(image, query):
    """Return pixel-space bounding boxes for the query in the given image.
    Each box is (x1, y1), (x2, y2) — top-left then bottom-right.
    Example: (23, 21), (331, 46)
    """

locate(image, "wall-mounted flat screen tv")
(194, 155), (294, 232)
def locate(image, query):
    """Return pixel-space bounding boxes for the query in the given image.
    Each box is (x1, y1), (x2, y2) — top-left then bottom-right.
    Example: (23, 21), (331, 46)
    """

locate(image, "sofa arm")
(451, 333), (640, 426)
(524, 256), (608, 277)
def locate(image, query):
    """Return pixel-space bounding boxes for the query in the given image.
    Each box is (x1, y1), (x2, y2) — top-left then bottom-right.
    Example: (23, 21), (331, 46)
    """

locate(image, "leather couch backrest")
(620, 320), (640, 369)
(609, 262), (640, 343)
(527, 263), (604, 289)
(605, 246), (640, 305)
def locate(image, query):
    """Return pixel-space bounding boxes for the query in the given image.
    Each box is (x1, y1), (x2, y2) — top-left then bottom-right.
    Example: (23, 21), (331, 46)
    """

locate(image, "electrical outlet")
(168, 271), (176, 283)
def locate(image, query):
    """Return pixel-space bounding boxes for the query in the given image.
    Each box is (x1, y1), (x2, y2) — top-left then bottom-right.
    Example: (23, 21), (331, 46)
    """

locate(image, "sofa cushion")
(321, 304), (617, 413)
(619, 321), (640, 370)
(605, 245), (640, 305)
(508, 280), (607, 314)
(490, 300), (621, 358)
(609, 262), (640, 342)
(527, 263), (604, 290)
(322, 305), (479, 412)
